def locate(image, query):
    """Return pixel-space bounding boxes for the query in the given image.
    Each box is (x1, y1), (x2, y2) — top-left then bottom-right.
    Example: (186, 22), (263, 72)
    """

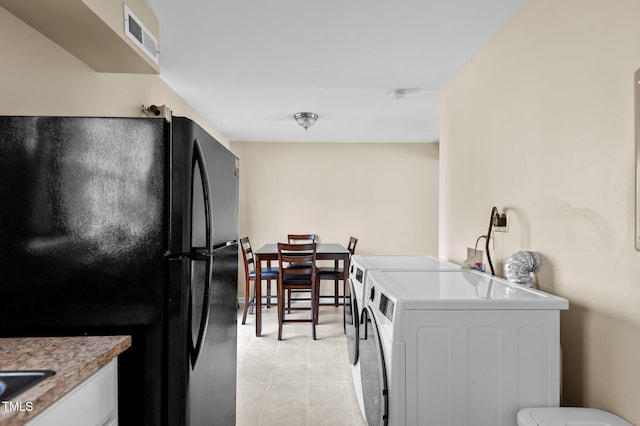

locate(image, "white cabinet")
(28, 359), (118, 426)
(403, 310), (562, 425)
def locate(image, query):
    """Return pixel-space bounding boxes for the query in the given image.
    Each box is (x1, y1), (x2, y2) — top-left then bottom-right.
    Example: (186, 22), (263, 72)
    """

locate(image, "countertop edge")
(0, 335), (132, 425)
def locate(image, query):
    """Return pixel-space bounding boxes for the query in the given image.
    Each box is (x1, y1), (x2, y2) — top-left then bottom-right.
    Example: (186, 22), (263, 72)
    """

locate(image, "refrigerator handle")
(192, 139), (212, 253)
(189, 253), (213, 369)
(187, 140), (216, 369)
(166, 240), (236, 259)
(212, 239), (238, 251)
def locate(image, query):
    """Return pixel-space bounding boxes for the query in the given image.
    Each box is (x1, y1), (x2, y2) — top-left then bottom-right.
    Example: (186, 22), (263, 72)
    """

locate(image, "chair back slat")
(347, 236), (358, 255)
(240, 236), (256, 274)
(287, 234), (316, 244)
(278, 242), (316, 277)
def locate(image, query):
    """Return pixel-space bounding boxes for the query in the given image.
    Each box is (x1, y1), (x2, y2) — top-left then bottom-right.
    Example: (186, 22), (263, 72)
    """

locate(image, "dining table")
(253, 242), (351, 337)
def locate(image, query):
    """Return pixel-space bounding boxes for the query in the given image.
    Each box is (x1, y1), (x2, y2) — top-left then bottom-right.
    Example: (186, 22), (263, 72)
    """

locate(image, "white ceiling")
(144, 0), (525, 143)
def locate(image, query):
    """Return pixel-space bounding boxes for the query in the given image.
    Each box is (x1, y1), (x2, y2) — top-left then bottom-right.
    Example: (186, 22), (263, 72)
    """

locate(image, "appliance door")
(170, 116), (238, 426)
(187, 133), (238, 426)
(188, 243), (238, 426)
(175, 117), (239, 248)
(359, 306), (389, 426)
(345, 278), (360, 365)
(167, 128), (215, 426)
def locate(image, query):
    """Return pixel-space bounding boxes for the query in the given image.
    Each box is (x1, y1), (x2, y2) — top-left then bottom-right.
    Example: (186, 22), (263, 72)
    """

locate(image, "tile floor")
(236, 303), (366, 426)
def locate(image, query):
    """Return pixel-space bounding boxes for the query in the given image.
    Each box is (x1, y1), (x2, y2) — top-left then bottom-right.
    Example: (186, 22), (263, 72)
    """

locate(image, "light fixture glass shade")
(389, 89), (406, 100)
(294, 112), (318, 130)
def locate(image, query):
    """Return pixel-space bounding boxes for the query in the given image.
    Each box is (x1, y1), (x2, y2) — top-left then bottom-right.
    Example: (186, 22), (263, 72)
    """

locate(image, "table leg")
(255, 257), (262, 337)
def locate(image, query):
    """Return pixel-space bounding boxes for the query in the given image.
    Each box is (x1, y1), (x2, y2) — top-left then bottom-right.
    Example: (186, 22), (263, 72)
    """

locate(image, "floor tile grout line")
(238, 305), (363, 426)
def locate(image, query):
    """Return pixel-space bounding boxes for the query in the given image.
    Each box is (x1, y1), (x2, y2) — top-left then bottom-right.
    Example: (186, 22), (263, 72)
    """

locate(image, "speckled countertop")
(0, 335), (131, 425)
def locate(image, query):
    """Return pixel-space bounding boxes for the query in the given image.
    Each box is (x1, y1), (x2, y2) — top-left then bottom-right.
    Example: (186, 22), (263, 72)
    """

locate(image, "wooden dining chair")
(277, 242), (318, 340)
(285, 233), (317, 312)
(316, 236), (358, 307)
(240, 237), (279, 325)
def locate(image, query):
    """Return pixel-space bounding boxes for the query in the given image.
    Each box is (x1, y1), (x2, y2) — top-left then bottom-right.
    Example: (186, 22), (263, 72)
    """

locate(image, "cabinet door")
(28, 359), (118, 426)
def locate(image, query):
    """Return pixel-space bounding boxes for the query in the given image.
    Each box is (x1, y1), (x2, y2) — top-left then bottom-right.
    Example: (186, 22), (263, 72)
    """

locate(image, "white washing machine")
(359, 269), (569, 426)
(345, 255), (461, 420)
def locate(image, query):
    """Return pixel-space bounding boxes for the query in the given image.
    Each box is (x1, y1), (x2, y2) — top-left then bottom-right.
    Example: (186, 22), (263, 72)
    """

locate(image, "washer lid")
(368, 270), (569, 310)
(518, 407), (632, 426)
(350, 255), (461, 272)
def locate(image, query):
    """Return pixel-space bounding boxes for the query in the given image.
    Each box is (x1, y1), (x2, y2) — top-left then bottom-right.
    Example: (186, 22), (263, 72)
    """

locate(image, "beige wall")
(0, 6), (227, 146)
(231, 141), (440, 298)
(1, 2), (440, 306)
(440, 0), (640, 423)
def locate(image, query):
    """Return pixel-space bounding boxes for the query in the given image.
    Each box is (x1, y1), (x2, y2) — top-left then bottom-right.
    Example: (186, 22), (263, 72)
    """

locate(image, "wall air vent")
(124, 4), (159, 65)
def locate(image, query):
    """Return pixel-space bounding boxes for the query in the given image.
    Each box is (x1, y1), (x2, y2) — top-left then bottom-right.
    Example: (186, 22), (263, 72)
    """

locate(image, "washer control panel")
(369, 284), (395, 323)
(379, 293), (395, 321)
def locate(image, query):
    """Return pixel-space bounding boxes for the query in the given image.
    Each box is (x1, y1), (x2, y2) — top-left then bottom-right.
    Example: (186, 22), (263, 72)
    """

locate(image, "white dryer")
(347, 255), (461, 364)
(345, 255), (461, 421)
(359, 269), (568, 426)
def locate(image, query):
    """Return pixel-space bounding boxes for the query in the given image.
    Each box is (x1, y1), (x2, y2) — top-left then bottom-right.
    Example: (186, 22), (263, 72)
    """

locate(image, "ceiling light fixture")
(294, 112), (318, 131)
(389, 89), (406, 100)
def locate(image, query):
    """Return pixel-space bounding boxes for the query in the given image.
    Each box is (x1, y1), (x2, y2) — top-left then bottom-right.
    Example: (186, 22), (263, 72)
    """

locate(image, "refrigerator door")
(188, 243), (238, 426)
(170, 117), (238, 425)
(174, 117), (239, 248)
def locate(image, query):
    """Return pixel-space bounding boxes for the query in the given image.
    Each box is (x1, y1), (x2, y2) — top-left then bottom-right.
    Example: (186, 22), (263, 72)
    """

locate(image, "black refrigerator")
(0, 115), (238, 425)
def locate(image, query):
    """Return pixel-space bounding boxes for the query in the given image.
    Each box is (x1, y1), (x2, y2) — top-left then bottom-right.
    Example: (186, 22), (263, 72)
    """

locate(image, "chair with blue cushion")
(316, 236), (357, 307)
(277, 242), (318, 340)
(240, 237), (279, 325)
(285, 234), (317, 312)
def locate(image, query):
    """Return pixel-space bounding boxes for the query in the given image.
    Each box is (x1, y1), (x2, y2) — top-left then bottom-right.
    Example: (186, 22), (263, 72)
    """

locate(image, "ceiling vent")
(124, 4), (159, 65)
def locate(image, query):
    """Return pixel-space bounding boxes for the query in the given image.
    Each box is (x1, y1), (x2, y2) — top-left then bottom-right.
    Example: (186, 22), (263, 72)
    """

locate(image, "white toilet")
(518, 407), (633, 426)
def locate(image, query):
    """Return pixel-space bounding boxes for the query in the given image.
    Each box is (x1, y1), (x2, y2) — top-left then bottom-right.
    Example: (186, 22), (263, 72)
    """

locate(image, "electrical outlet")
(494, 212), (509, 232)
